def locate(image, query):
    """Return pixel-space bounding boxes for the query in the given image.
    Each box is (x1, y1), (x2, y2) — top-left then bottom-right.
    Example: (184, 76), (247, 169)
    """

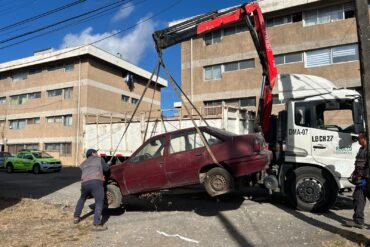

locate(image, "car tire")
(6, 164), (13, 173)
(204, 167), (234, 197)
(286, 166), (338, 213)
(33, 164), (41, 174)
(106, 184), (122, 209)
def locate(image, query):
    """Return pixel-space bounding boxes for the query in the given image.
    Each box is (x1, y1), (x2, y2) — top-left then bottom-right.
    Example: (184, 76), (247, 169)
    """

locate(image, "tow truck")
(152, 2), (365, 212)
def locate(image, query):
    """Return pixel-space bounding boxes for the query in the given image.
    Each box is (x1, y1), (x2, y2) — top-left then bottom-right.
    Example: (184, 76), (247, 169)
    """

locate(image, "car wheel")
(286, 166), (338, 213)
(204, 167), (234, 197)
(6, 164), (13, 173)
(33, 164), (41, 174)
(106, 184), (122, 209)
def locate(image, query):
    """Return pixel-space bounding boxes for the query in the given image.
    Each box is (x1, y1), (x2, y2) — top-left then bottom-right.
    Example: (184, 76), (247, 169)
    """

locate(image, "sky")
(0, 0), (248, 114)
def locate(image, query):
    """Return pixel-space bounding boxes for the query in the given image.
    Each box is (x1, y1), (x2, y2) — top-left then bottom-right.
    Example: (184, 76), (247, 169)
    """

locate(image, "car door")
(165, 130), (210, 187)
(23, 154), (34, 170)
(122, 136), (167, 194)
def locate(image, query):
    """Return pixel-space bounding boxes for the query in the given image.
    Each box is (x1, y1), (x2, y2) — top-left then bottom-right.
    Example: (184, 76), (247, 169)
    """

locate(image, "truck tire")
(204, 167), (234, 197)
(6, 163), (13, 173)
(106, 184), (122, 209)
(286, 166), (338, 212)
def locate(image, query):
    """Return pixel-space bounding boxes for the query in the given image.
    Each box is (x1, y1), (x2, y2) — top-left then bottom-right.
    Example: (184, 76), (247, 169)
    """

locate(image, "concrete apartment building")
(0, 45), (167, 165)
(177, 0), (369, 114)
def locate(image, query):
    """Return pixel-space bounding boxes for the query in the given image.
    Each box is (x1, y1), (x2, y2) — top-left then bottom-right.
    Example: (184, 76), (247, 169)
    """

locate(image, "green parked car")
(4, 150), (62, 174)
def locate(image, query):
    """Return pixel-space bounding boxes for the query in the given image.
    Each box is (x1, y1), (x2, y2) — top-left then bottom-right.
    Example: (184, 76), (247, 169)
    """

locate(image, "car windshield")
(207, 127), (237, 137)
(33, 151), (53, 158)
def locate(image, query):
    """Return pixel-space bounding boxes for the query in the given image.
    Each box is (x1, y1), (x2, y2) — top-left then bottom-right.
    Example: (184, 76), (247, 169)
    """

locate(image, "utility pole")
(354, 0), (370, 146)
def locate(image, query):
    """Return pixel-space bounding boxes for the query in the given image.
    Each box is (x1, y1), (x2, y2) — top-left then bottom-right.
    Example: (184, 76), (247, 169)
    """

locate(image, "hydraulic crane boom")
(152, 2), (277, 137)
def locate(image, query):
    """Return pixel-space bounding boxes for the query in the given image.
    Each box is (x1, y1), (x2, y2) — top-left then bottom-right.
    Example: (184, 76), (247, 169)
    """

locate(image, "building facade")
(178, 0), (369, 114)
(0, 45), (166, 165)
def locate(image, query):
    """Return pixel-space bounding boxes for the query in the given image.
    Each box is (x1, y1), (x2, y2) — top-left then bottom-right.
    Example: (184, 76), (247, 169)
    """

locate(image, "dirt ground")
(2, 170), (370, 247)
(0, 197), (91, 247)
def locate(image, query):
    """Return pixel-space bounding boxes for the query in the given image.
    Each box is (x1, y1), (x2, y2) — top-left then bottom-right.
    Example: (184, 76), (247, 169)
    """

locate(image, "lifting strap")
(143, 64), (161, 142)
(109, 59), (162, 163)
(159, 56), (222, 168)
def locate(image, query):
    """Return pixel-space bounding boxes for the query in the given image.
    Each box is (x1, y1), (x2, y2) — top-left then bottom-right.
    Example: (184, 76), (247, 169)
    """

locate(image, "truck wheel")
(106, 184), (122, 209)
(286, 166), (337, 212)
(6, 164), (13, 173)
(204, 167), (234, 197)
(33, 164), (41, 174)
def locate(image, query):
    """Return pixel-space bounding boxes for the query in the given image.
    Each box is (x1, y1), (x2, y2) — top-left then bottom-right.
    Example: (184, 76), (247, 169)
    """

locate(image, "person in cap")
(344, 132), (369, 229)
(73, 148), (110, 231)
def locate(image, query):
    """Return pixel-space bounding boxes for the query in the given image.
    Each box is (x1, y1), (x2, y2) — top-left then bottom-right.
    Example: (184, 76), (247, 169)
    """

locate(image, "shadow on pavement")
(273, 201), (369, 246)
(0, 167), (80, 211)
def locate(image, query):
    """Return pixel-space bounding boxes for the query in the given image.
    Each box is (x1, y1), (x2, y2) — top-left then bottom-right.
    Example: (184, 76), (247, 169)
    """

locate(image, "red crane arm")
(153, 3), (278, 137)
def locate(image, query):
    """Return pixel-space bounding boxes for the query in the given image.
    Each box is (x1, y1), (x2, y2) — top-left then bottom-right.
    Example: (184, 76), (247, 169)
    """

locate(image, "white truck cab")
(268, 74), (364, 212)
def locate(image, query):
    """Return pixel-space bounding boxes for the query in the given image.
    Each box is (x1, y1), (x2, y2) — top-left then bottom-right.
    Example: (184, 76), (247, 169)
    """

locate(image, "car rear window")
(207, 127), (237, 137)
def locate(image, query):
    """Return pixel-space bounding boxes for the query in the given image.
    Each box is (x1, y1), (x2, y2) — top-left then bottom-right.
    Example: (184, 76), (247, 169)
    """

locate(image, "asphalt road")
(0, 168), (370, 247)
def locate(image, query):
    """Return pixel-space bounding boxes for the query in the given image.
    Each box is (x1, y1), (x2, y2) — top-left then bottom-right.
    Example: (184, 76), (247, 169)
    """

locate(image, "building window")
(275, 52), (303, 65)
(64, 64), (74, 72)
(204, 59), (255, 81)
(48, 87), (72, 99)
(131, 98), (139, 105)
(63, 115), (72, 126)
(10, 119), (26, 129)
(28, 92), (41, 100)
(305, 44), (358, 68)
(204, 29), (222, 45)
(29, 67), (42, 75)
(240, 97), (256, 107)
(266, 12), (302, 27)
(47, 63), (64, 71)
(0, 96), (6, 104)
(304, 3), (354, 26)
(8, 143), (39, 153)
(10, 117), (39, 129)
(223, 24), (248, 36)
(10, 92), (41, 105)
(45, 142), (72, 155)
(224, 59), (255, 72)
(121, 94), (130, 102)
(12, 71), (28, 81)
(63, 87), (73, 99)
(204, 65), (222, 80)
(48, 89), (63, 97)
(27, 118), (40, 125)
(47, 115), (72, 126)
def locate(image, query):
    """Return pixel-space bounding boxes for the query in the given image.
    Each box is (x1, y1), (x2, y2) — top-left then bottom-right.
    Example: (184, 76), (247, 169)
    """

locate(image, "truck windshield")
(33, 152), (53, 158)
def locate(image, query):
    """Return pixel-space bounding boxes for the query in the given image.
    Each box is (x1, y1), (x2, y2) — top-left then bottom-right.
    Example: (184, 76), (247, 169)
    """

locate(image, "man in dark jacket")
(344, 132), (369, 229)
(73, 148), (110, 231)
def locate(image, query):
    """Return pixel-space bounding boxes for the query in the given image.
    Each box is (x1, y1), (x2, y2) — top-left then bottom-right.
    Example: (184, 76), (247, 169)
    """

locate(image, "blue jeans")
(74, 180), (105, 225)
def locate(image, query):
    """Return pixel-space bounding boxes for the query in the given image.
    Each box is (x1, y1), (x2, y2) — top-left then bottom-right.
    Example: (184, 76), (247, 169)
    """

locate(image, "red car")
(106, 126), (271, 208)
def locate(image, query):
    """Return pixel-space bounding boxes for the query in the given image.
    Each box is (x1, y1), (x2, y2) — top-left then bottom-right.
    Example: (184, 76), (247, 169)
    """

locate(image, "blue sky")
(0, 0), (247, 112)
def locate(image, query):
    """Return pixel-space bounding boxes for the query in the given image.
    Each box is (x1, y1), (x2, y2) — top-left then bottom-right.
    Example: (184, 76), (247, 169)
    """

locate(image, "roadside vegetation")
(0, 197), (90, 247)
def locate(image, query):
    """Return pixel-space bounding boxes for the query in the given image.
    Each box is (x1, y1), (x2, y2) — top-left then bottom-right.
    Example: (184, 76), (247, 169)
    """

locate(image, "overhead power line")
(0, 0), (87, 33)
(0, 0), (147, 50)
(0, 0), (183, 71)
(0, 0), (128, 45)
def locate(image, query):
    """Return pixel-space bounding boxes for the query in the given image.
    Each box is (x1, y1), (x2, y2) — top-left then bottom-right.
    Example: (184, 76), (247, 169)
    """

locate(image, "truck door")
(310, 99), (360, 178)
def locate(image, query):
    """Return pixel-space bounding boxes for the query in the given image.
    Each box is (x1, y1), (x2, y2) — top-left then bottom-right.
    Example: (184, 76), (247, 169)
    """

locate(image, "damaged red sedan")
(106, 126), (271, 208)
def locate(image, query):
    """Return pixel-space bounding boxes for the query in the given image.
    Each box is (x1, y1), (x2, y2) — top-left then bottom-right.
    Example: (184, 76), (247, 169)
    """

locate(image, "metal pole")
(354, 0), (370, 151)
